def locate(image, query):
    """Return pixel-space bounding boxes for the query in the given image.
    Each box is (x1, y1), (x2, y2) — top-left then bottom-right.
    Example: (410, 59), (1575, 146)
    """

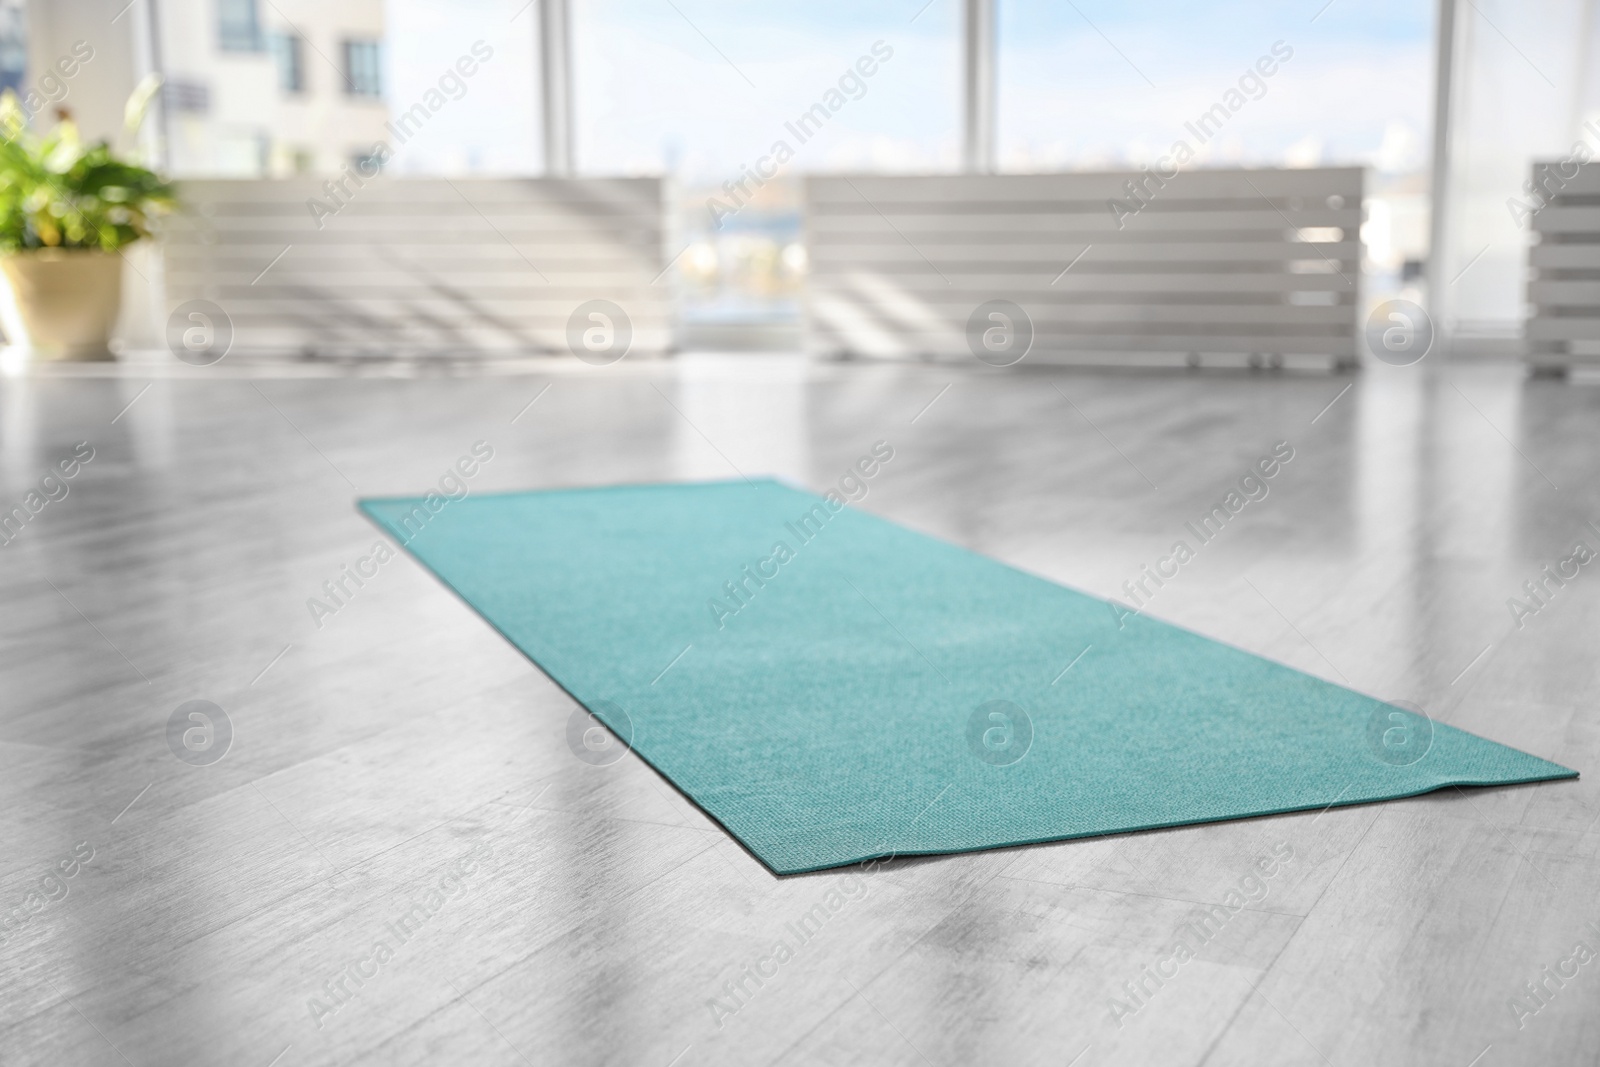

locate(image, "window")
(217, 0), (263, 52)
(0, 0), (24, 98)
(996, 0), (1431, 172)
(343, 39), (382, 98)
(572, 3), (955, 177)
(996, 0), (1434, 317)
(351, 149), (384, 176)
(162, 80), (212, 114)
(271, 33), (304, 94)
(1441, 0), (1595, 332)
(569, 2), (957, 334)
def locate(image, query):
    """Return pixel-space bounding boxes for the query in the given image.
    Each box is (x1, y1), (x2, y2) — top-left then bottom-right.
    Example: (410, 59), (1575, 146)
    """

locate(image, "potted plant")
(0, 78), (173, 360)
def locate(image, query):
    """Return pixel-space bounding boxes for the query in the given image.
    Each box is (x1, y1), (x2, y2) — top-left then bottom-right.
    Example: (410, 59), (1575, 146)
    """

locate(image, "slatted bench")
(1526, 159), (1600, 374)
(163, 178), (671, 361)
(805, 168), (1363, 370)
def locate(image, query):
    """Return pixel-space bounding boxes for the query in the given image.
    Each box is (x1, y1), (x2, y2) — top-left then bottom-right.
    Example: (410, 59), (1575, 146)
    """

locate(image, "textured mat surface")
(360, 479), (1576, 874)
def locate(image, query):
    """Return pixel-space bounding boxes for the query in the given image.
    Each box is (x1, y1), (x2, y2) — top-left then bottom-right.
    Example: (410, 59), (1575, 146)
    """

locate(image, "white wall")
(24, 0), (140, 147)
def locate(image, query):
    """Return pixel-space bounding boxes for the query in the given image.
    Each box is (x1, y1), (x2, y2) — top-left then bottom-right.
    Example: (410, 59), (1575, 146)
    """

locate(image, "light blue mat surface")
(360, 479), (1575, 874)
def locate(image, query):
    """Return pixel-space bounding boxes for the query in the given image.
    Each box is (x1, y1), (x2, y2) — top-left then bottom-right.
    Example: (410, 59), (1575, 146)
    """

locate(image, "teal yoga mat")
(360, 479), (1575, 874)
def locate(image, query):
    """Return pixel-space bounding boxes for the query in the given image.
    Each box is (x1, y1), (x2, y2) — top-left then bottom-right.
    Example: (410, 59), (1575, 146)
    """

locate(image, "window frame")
(271, 32), (305, 94)
(217, 0), (264, 53)
(341, 38), (383, 99)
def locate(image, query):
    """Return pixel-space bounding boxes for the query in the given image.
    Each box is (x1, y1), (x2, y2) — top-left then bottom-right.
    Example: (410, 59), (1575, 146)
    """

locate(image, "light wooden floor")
(1, 355), (1596, 1066)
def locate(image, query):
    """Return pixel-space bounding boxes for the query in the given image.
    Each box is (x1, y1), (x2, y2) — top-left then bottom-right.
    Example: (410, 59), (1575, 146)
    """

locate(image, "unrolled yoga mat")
(360, 479), (1575, 874)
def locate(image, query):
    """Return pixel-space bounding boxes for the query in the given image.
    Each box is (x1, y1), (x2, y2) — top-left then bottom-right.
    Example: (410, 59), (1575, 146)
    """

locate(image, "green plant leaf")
(0, 85), (176, 254)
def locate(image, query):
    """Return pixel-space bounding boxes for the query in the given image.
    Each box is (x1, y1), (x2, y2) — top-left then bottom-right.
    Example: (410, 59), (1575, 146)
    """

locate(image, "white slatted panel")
(164, 178), (671, 359)
(1527, 161), (1600, 370)
(804, 169), (1363, 367)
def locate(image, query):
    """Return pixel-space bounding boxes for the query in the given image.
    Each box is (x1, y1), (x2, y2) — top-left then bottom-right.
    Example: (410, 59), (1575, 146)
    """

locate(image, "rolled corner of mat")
(359, 479), (1581, 873)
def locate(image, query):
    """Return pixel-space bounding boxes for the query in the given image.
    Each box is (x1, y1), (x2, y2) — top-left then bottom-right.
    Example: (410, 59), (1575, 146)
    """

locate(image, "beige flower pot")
(0, 249), (123, 361)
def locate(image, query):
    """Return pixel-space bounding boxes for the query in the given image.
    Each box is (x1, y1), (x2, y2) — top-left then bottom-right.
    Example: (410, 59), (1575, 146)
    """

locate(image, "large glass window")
(571, 0), (960, 337)
(997, 0), (1435, 309)
(571, 0), (957, 177)
(382, 0), (542, 175)
(1442, 0), (1600, 336)
(131, 0), (1562, 345)
(997, 1), (1431, 170)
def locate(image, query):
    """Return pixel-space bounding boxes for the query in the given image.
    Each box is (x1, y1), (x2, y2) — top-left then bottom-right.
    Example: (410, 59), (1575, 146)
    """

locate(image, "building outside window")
(0, 0), (24, 98)
(343, 39), (382, 97)
(271, 32), (305, 94)
(163, 80), (212, 114)
(218, 0), (264, 52)
(351, 148), (384, 175)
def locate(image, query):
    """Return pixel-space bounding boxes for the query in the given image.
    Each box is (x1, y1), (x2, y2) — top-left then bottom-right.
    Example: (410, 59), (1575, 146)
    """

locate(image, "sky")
(384, 0), (1439, 179)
